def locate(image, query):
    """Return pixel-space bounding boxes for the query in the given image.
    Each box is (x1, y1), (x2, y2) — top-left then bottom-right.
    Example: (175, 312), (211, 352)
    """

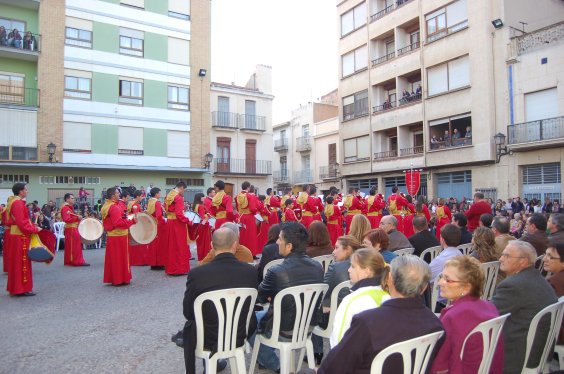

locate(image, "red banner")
(405, 170), (421, 196)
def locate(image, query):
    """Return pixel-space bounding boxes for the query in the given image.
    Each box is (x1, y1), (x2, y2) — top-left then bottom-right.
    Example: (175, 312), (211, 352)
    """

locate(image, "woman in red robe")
(193, 193), (212, 261)
(257, 195), (271, 251)
(2, 196), (14, 273)
(324, 196), (343, 246)
(128, 190), (150, 266)
(164, 182), (192, 275)
(61, 193), (88, 266)
(147, 187), (167, 270)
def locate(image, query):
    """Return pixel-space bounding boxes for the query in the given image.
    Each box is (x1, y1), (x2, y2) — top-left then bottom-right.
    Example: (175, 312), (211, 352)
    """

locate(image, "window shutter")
(168, 130), (189, 158)
(63, 122), (91, 151)
(118, 126), (143, 150)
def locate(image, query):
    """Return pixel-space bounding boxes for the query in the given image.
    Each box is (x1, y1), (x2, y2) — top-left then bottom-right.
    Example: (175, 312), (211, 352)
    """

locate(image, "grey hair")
(221, 222), (240, 237)
(509, 240), (537, 265)
(382, 215), (398, 228)
(550, 213), (564, 231)
(389, 255), (431, 298)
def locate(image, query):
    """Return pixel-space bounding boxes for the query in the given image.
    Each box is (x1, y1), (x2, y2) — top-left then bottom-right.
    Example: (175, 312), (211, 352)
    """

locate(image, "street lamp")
(47, 142), (56, 162)
(491, 19), (504, 29)
(494, 132), (510, 163)
(203, 152), (213, 169)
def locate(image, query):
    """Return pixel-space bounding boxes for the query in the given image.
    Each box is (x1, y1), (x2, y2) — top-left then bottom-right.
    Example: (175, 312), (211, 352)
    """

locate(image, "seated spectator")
(492, 241), (558, 373)
(363, 228), (397, 264)
(252, 222), (324, 372)
(553, 199), (562, 213)
(8, 28), (22, 48)
(452, 213), (472, 245)
(479, 213), (494, 229)
(416, 84), (422, 95)
(430, 134), (440, 149)
(548, 213), (564, 242)
(318, 255), (443, 373)
(256, 224), (282, 284)
(510, 212), (523, 236)
(200, 222), (253, 264)
(465, 126), (472, 138)
(409, 216), (440, 258)
(491, 216), (515, 258)
(544, 239), (564, 344)
(431, 256), (503, 373)
(471, 227), (499, 263)
(379, 215), (411, 251)
(430, 224), (462, 280)
(349, 214), (371, 245)
(324, 235), (362, 306)
(443, 130), (451, 146)
(305, 221), (333, 258)
(329, 248), (390, 348)
(22, 31), (36, 51)
(520, 213), (549, 255)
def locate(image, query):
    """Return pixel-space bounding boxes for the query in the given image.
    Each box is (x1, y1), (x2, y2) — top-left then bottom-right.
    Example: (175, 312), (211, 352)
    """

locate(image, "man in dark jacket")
(520, 213), (549, 256)
(452, 213), (472, 245)
(408, 216), (440, 258)
(548, 213), (564, 242)
(253, 222), (324, 372)
(182, 228), (258, 374)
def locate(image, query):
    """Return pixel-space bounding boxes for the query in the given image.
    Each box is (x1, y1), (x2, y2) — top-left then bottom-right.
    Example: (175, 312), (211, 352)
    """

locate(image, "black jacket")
(256, 242), (283, 284)
(459, 226), (473, 245)
(408, 230), (440, 258)
(258, 252), (324, 332)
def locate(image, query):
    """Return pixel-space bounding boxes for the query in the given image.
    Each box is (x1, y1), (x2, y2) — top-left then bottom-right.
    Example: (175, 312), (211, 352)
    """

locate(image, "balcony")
(508, 21), (564, 59)
(0, 85), (39, 108)
(430, 137), (472, 150)
(274, 137), (289, 152)
(319, 165), (340, 180)
(0, 146), (39, 161)
(273, 170), (289, 183)
(397, 41), (420, 56)
(372, 51), (395, 67)
(398, 92), (421, 106)
(373, 100), (397, 114)
(370, 0), (414, 22)
(213, 158), (272, 175)
(426, 20), (468, 43)
(508, 116), (564, 150)
(374, 150), (398, 160)
(399, 145), (424, 156)
(0, 31), (41, 61)
(296, 136), (312, 152)
(293, 169), (313, 183)
(239, 114), (266, 131)
(211, 111), (238, 130)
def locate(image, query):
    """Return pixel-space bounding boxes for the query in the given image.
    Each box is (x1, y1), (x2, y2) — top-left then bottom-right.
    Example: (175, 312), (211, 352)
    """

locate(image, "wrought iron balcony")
(0, 85), (39, 107)
(211, 111), (238, 129)
(213, 158), (272, 175)
(0, 31), (41, 58)
(508, 116), (564, 145)
(398, 93), (422, 106)
(397, 41), (420, 56)
(373, 100), (397, 113)
(374, 150), (398, 160)
(399, 146), (424, 156)
(293, 169), (313, 183)
(296, 136), (312, 152)
(372, 51), (395, 67)
(274, 137), (289, 152)
(238, 114), (266, 131)
(319, 165), (340, 180)
(273, 170), (289, 183)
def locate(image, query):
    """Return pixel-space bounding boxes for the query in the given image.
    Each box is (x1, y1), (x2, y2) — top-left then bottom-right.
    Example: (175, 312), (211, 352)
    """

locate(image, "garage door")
(437, 171), (472, 201)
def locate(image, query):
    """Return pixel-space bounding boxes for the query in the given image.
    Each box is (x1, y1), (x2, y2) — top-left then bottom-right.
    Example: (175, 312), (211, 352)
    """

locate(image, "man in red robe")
(61, 193), (89, 266)
(128, 190), (150, 266)
(387, 186), (409, 234)
(296, 184), (317, 228)
(366, 188), (385, 229)
(344, 187), (365, 234)
(6, 183), (40, 296)
(164, 181), (192, 275)
(210, 180), (234, 229)
(265, 188), (280, 225)
(465, 192), (492, 232)
(236, 181), (259, 256)
(2, 197), (14, 273)
(203, 187), (215, 212)
(325, 196), (342, 246)
(102, 187), (136, 286)
(147, 187), (167, 270)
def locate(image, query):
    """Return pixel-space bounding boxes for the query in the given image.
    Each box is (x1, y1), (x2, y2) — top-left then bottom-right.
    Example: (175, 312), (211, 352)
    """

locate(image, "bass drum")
(78, 218), (104, 245)
(128, 212), (157, 245)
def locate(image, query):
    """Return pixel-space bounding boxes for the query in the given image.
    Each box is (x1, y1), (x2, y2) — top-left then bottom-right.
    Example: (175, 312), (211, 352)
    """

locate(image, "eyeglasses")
(500, 253), (527, 259)
(545, 254), (561, 261)
(438, 273), (464, 283)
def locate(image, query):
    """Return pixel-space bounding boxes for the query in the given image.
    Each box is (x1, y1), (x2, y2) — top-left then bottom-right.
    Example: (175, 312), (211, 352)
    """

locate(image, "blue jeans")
(248, 310), (280, 372)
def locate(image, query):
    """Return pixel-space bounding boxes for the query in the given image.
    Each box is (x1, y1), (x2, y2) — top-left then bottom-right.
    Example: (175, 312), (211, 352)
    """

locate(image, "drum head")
(78, 218), (104, 245)
(129, 212), (157, 245)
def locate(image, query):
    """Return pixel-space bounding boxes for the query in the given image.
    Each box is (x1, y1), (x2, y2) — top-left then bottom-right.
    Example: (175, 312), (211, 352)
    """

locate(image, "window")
(341, 3), (367, 37)
(429, 113), (472, 149)
(64, 75), (91, 99)
(65, 17), (93, 48)
(217, 137), (231, 173)
(426, 0), (468, 42)
(121, 0), (144, 8)
(119, 79), (143, 105)
(0, 17), (26, 35)
(0, 73), (24, 104)
(0, 115), (37, 157)
(39, 176), (100, 185)
(344, 136), (370, 162)
(525, 88), (558, 122)
(244, 100), (257, 129)
(0, 174), (29, 184)
(168, 85), (189, 110)
(119, 28), (144, 57)
(342, 90), (369, 121)
(118, 126), (143, 155)
(169, 0), (190, 19)
(168, 37), (190, 65)
(302, 125), (310, 137)
(63, 122), (91, 152)
(167, 130), (189, 158)
(342, 45), (368, 77)
(427, 55), (470, 96)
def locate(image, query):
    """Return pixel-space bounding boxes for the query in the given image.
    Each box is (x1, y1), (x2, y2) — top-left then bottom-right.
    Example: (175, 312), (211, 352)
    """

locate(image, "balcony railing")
(372, 51), (395, 67)
(273, 170), (289, 183)
(211, 111), (238, 129)
(274, 137), (289, 152)
(213, 158), (272, 175)
(430, 137), (472, 150)
(296, 136), (312, 152)
(427, 20), (468, 43)
(398, 92), (422, 106)
(343, 97), (369, 121)
(0, 85), (39, 107)
(293, 169), (313, 183)
(373, 100), (397, 113)
(0, 31), (41, 53)
(0, 145), (39, 161)
(239, 114), (266, 131)
(370, 0), (413, 22)
(508, 116), (564, 145)
(399, 145), (424, 156)
(397, 41), (420, 56)
(319, 165), (339, 179)
(374, 150), (398, 160)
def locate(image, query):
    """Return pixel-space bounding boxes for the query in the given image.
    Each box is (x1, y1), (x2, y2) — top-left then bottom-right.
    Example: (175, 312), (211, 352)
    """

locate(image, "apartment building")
(210, 64), (274, 196)
(0, 0), (211, 204)
(336, 0), (563, 200)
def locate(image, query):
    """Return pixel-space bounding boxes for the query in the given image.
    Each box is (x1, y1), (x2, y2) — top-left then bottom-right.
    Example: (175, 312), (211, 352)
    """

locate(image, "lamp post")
(203, 152), (213, 169)
(494, 132), (510, 163)
(47, 142), (56, 163)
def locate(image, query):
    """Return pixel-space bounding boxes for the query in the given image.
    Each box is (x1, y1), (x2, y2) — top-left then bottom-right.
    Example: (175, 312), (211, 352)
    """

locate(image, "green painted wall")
(144, 32), (168, 62)
(99, 0), (120, 4)
(92, 72), (118, 104)
(92, 21), (119, 54)
(92, 124), (118, 154)
(143, 128), (167, 156)
(0, 4), (38, 33)
(0, 58), (37, 90)
(145, 0), (169, 16)
(144, 79), (167, 109)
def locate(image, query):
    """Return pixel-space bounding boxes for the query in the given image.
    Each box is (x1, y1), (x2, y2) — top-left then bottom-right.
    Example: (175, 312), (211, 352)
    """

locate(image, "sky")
(211, 0), (339, 124)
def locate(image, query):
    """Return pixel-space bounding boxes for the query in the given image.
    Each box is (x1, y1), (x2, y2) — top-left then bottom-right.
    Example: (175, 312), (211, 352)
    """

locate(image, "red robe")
(102, 200), (135, 285)
(195, 204), (212, 261)
(2, 201), (13, 273)
(61, 203), (87, 266)
(164, 190), (192, 275)
(210, 191), (234, 229)
(296, 193), (317, 228)
(257, 200), (270, 252)
(402, 203), (416, 238)
(6, 198), (39, 295)
(128, 200), (150, 266)
(283, 207), (297, 222)
(147, 198), (168, 267)
(266, 195), (281, 225)
(435, 205), (452, 241)
(325, 203), (343, 246)
(236, 191), (259, 256)
(344, 195), (365, 234)
(388, 193), (409, 234)
(465, 200), (492, 232)
(366, 194), (385, 229)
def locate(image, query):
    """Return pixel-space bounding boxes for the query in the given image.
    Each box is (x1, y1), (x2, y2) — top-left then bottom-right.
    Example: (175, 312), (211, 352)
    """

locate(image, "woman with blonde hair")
(471, 227), (498, 263)
(348, 214), (371, 244)
(330, 248), (390, 347)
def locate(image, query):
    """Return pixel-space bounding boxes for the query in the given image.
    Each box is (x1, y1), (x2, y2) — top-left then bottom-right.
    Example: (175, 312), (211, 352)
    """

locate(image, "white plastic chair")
(312, 254), (334, 274)
(535, 254), (545, 271)
(311, 280), (352, 339)
(459, 243), (474, 256)
(460, 313), (510, 374)
(263, 258), (284, 278)
(395, 248), (414, 257)
(53, 221), (65, 252)
(420, 245), (442, 263)
(194, 288), (258, 374)
(480, 261), (500, 300)
(370, 330), (444, 373)
(521, 297), (564, 373)
(249, 283), (328, 374)
(430, 275), (441, 313)
(554, 344), (564, 370)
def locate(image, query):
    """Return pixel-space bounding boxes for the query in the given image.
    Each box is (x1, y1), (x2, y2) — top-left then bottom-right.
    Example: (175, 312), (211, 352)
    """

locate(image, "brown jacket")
(200, 244), (253, 265)
(520, 230), (549, 256)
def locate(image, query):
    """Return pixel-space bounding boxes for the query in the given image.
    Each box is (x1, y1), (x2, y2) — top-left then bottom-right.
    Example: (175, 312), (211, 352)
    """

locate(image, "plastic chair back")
(370, 330), (444, 374)
(312, 280), (352, 338)
(395, 248), (414, 257)
(54, 221), (65, 252)
(312, 254), (334, 274)
(459, 243), (474, 256)
(263, 258), (284, 278)
(480, 261), (500, 300)
(420, 245), (442, 263)
(460, 313), (509, 374)
(430, 275), (441, 313)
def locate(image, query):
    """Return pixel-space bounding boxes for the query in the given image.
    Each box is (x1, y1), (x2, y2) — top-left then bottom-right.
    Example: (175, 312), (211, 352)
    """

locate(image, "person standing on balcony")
(0, 26), (7, 47)
(236, 181), (259, 257)
(78, 187), (89, 203)
(22, 31), (36, 51)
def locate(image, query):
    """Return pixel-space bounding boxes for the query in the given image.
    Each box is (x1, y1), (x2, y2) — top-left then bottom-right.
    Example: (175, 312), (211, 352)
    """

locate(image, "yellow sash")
(436, 206), (446, 219)
(147, 198), (157, 215)
(101, 199), (114, 221)
(213, 190), (225, 208)
(367, 196), (375, 209)
(237, 192), (249, 210)
(324, 204), (334, 218)
(6, 195), (18, 218)
(296, 192), (308, 206)
(344, 195), (353, 209)
(165, 190), (178, 211)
